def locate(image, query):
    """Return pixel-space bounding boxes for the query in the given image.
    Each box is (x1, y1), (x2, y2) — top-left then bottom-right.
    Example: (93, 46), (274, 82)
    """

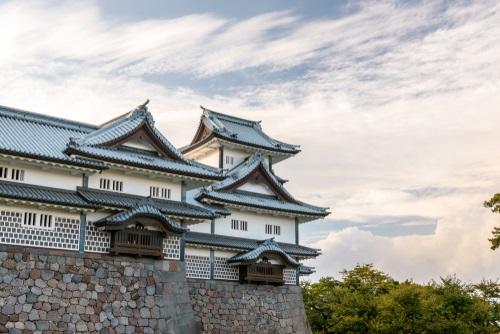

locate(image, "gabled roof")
(73, 101), (186, 161)
(77, 187), (217, 219)
(94, 204), (186, 234)
(0, 105), (103, 170)
(0, 180), (94, 209)
(185, 232), (320, 258)
(182, 107), (300, 155)
(228, 238), (299, 267)
(195, 153), (329, 217)
(298, 264), (315, 276)
(67, 102), (223, 180)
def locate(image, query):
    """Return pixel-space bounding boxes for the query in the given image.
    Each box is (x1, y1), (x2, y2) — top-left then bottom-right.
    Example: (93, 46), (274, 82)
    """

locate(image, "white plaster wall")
(185, 247), (210, 257)
(187, 220), (211, 233)
(88, 169), (182, 200)
(0, 161), (82, 190)
(214, 250), (237, 258)
(222, 147), (248, 169)
(237, 182), (274, 195)
(121, 139), (156, 152)
(214, 209), (295, 243)
(195, 149), (219, 168)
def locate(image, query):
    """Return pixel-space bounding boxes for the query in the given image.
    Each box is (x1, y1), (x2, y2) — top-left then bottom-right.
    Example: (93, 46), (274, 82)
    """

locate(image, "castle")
(0, 102), (329, 333)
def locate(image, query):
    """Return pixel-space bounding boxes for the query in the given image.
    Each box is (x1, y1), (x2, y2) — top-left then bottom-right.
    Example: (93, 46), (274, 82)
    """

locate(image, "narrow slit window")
(274, 225), (281, 235)
(231, 219), (239, 230)
(0, 167), (7, 179)
(23, 212), (37, 226)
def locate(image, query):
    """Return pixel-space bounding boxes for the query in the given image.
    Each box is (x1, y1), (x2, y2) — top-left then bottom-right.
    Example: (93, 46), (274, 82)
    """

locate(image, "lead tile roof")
(196, 153), (329, 217)
(183, 107), (300, 154)
(228, 238), (299, 267)
(94, 204), (186, 233)
(185, 232), (320, 258)
(0, 180), (94, 209)
(77, 187), (217, 219)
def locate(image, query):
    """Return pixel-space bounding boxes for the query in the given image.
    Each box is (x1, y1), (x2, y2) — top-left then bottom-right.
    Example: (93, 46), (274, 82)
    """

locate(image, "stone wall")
(0, 244), (196, 334)
(188, 280), (312, 334)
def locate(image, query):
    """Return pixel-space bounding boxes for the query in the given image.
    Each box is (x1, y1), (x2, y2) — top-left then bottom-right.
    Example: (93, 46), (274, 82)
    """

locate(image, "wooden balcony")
(239, 263), (284, 285)
(109, 229), (164, 258)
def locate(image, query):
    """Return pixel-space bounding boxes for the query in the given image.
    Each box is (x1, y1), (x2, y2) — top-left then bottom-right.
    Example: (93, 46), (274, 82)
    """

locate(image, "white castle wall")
(237, 182), (274, 195)
(214, 208), (295, 243)
(195, 149), (219, 168)
(88, 169), (182, 200)
(0, 161), (82, 190)
(186, 220), (211, 233)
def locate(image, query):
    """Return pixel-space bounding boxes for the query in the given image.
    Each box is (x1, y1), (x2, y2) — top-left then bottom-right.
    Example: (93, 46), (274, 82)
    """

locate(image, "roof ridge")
(201, 106), (261, 127)
(0, 104), (98, 132)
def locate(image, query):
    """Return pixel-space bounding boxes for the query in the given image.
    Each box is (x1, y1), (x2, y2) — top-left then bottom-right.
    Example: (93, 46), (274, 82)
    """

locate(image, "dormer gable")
(182, 107), (300, 165)
(206, 153), (296, 202)
(70, 100), (188, 162)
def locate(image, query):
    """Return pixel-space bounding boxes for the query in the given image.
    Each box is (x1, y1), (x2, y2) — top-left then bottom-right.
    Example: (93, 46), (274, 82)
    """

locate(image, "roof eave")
(66, 147), (223, 182)
(198, 195), (329, 218)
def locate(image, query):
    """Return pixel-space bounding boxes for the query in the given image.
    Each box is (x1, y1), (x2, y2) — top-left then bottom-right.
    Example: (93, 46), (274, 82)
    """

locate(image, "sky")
(0, 0), (499, 283)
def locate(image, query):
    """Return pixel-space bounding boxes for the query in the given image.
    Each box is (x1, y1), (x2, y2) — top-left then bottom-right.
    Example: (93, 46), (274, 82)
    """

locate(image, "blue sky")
(0, 0), (499, 282)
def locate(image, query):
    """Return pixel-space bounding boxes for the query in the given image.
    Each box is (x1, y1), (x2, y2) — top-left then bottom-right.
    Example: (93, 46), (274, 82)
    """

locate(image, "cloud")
(0, 0), (499, 282)
(307, 208), (500, 283)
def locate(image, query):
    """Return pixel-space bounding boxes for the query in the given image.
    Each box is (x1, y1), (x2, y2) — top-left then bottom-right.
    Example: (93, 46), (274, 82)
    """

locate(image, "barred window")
(0, 167), (7, 179)
(11, 168), (24, 181)
(39, 214), (53, 229)
(231, 219), (248, 231)
(265, 224), (281, 235)
(23, 212), (37, 226)
(231, 219), (239, 230)
(0, 167), (24, 181)
(112, 180), (123, 192)
(99, 178), (110, 190)
(151, 186), (171, 199)
(100, 178), (123, 192)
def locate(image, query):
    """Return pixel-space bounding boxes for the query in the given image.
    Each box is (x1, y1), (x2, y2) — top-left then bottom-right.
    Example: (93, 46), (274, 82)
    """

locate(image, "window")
(231, 219), (248, 231)
(11, 168), (24, 181)
(150, 186), (172, 199)
(150, 186), (159, 198)
(231, 219), (239, 230)
(39, 214), (53, 228)
(161, 188), (171, 199)
(100, 178), (123, 192)
(265, 224), (281, 235)
(225, 156), (234, 166)
(274, 225), (281, 235)
(265, 224), (272, 234)
(0, 167), (8, 179)
(0, 167), (24, 181)
(23, 212), (53, 229)
(99, 178), (110, 190)
(112, 180), (123, 192)
(23, 212), (37, 226)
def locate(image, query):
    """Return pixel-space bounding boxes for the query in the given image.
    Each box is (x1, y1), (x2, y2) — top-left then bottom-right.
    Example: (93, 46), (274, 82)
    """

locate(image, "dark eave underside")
(0, 180), (95, 209)
(77, 187), (216, 219)
(66, 146), (223, 181)
(199, 191), (328, 217)
(185, 231), (320, 258)
(182, 132), (300, 156)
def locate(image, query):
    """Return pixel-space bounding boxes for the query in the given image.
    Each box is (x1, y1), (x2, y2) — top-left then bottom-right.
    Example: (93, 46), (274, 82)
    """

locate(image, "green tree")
(484, 193), (500, 249)
(302, 265), (500, 334)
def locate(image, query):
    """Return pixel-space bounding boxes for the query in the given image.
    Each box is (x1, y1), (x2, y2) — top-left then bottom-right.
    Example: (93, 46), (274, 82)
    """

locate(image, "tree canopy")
(484, 193), (500, 250)
(302, 264), (500, 334)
